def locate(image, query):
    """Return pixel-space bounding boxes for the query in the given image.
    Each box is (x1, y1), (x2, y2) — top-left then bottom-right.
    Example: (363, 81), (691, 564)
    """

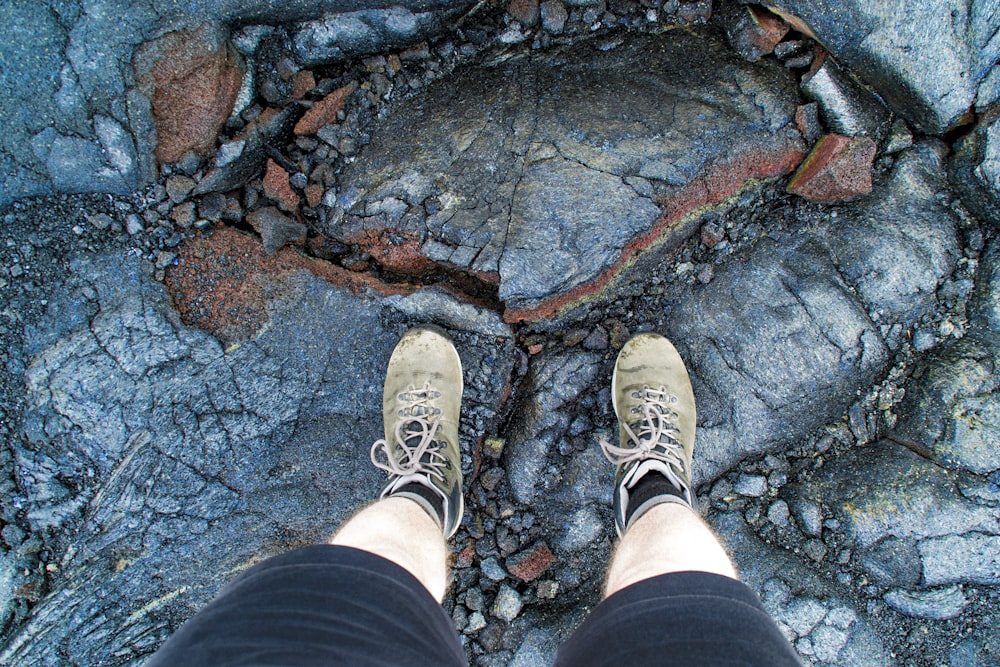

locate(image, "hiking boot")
(370, 326), (465, 538)
(601, 333), (696, 536)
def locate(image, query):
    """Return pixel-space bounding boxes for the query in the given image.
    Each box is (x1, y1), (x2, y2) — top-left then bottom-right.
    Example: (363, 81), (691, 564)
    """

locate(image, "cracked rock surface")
(2, 4), (1000, 667)
(326, 29), (805, 319)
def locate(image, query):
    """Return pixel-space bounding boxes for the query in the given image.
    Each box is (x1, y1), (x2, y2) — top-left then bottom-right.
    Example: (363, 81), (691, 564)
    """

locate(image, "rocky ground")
(1, 1), (999, 666)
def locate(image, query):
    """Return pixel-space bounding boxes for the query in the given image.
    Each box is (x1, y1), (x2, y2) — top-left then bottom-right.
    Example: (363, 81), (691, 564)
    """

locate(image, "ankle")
(624, 472), (692, 530)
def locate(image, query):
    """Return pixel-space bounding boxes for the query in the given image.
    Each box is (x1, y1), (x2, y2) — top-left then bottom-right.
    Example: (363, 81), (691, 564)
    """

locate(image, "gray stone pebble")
(492, 584), (523, 622)
(734, 474), (767, 497)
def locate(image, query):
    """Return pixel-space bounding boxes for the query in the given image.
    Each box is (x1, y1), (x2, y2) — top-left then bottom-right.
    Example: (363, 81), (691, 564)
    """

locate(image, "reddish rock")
(294, 82), (358, 136)
(134, 24), (245, 164)
(247, 206), (307, 255)
(722, 3), (790, 62)
(787, 134), (876, 202)
(291, 70), (317, 99)
(304, 183), (324, 208)
(508, 0), (540, 26)
(506, 542), (555, 582)
(165, 227), (410, 344)
(795, 103), (823, 144)
(262, 159), (300, 212)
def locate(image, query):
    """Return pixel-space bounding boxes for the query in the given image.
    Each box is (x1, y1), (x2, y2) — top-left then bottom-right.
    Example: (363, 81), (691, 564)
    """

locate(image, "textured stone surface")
(326, 29), (805, 319)
(950, 114), (1000, 227)
(894, 237), (1000, 474)
(134, 25), (245, 164)
(0, 0), (473, 205)
(761, 0), (997, 134)
(1, 247), (514, 665)
(293, 81), (358, 136)
(787, 134), (875, 202)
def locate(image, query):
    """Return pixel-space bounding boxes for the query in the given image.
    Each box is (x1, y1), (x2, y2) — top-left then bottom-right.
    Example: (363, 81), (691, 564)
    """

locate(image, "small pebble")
(734, 474), (768, 497)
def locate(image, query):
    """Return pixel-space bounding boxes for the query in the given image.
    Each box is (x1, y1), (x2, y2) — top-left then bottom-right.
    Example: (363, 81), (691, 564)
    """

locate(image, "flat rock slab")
(3, 247), (515, 665)
(325, 29), (805, 321)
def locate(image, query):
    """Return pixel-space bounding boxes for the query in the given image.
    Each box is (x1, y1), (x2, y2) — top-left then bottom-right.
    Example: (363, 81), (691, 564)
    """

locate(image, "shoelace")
(600, 386), (686, 474)
(370, 384), (449, 481)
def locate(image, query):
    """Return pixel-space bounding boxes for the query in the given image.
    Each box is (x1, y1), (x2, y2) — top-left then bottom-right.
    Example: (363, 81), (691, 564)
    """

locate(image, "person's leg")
(145, 327), (468, 666)
(603, 501), (736, 597)
(555, 334), (800, 666)
(330, 495), (449, 601)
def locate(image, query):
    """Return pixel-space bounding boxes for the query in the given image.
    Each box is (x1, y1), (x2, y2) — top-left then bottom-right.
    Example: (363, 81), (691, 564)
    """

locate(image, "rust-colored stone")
(164, 226), (411, 345)
(294, 81), (358, 136)
(349, 229), (437, 275)
(134, 24), (245, 164)
(304, 183), (324, 208)
(262, 159), (300, 212)
(508, 0), (540, 26)
(506, 542), (555, 583)
(291, 70), (316, 100)
(503, 142), (807, 323)
(787, 134), (876, 203)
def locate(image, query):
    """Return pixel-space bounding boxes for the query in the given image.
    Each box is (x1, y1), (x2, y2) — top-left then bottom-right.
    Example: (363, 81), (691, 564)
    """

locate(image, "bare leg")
(330, 496), (449, 601)
(604, 502), (737, 598)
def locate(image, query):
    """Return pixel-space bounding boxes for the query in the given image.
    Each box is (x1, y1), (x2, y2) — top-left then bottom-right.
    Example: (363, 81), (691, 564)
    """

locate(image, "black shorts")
(147, 545), (801, 666)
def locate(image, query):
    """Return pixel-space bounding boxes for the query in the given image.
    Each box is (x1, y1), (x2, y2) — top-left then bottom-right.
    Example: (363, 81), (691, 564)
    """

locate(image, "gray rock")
(800, 56), (891, 141)
(823, 142), (961, 329)
(734, 474), (768, 497)
(327, 29), (804, 317)
(540, 1), (569, 34)
(761, 0), (993, 134)
(1, 250), (511, 664)
(857, 536), (923, 589)
(481, 556), (507, 581)
(195, 105), (300, 195)
(950, 115), (1000, 227)
(385, 288), (511, 338)
(46, 131), (134, 196)
(293, 6), (443, 66)
(920, 533), (1000, 586)
(714, 512), (890, 665)
(785, 441), (1000, 551)
(894, 238), (1000, 474)
(884, 585), (969, 620)
(777, 597), (828, 637)
(492, 584), (523, 622)
(505, 349), (602, 504)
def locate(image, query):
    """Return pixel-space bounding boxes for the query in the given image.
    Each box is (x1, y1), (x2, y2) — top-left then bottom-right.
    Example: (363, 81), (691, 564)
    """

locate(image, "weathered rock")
(893, 238), (1000, 474)
(134, 24), (245, 165)
(761, 0), (995, 133)
(293, 81), (358, 136)
(950, 114), (1000, 227)
(293, 6), (445, 66)
(247, 206), (307, 255)
(858, 536), (922, 589)
(719, 1), (789, 62)
(508, 0), (541, 27)
(45, 117), (140, 195)
(787, 133), (875, 202)
(2, 242), (513, 664)
(800, 56), (891, 141)
(540, 0), (569, 34)
(262, 159), (300, 212)
(884, 586), (969, 621)
(326, 30), (805, 321)
(820, 142), (961, 327)
(715, 513), (891, 666)
(506, 541), (555, 582)
(783, 440), (1000, 586)
(194, 105), (301, 195)
(492, 584), (523, 622)
(920, 533), (1000, 586)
